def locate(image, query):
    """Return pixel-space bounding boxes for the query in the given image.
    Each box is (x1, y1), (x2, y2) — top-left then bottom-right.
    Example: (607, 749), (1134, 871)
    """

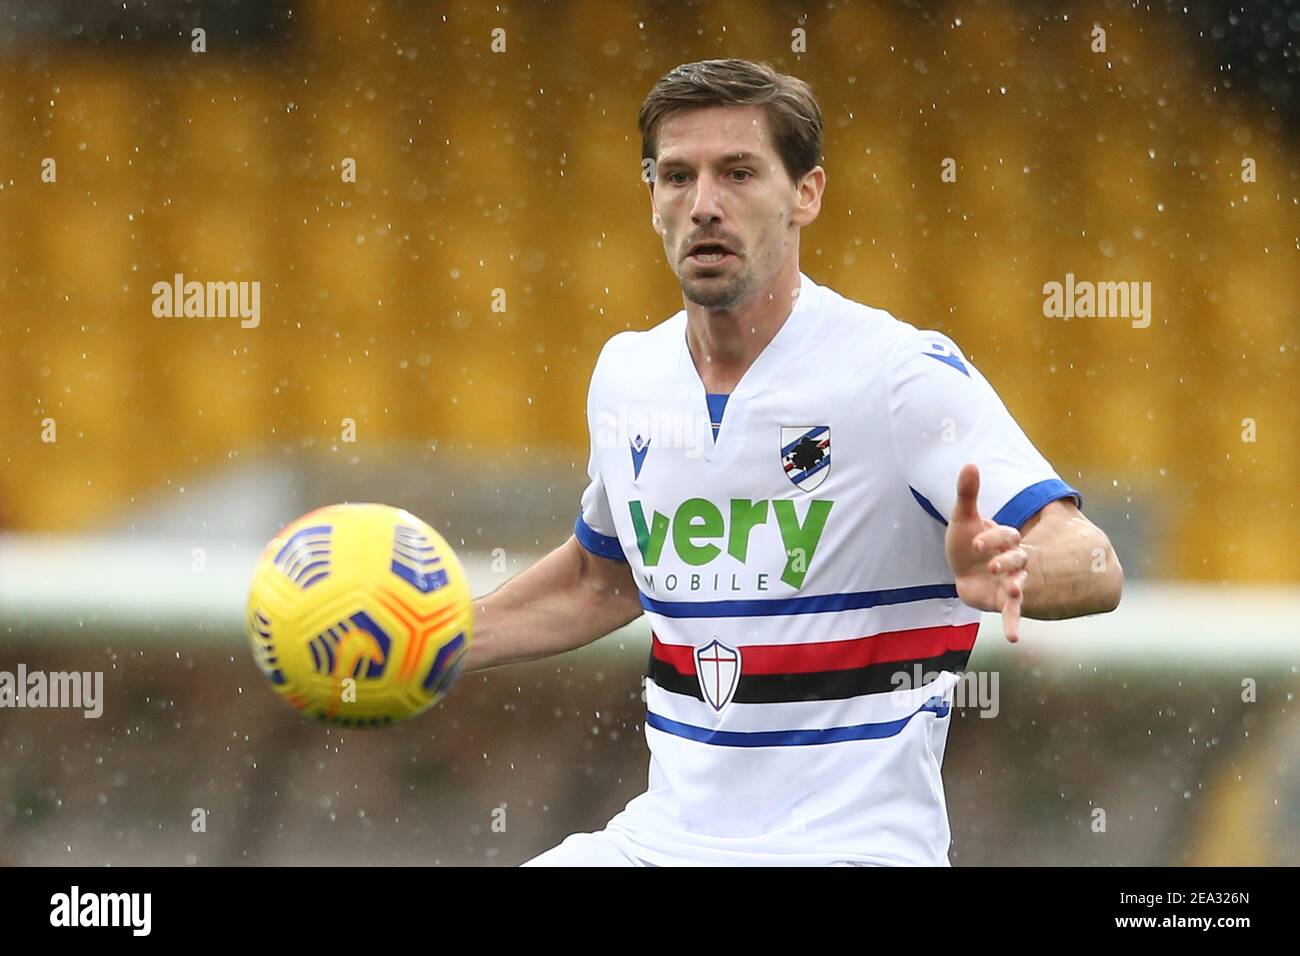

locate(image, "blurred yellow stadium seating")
(0, 0), (1294, 582)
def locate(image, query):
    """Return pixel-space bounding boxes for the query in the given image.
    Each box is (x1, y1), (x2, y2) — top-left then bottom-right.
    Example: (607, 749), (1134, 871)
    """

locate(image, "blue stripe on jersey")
(645, 697), (950, 747)
(992, 478), (1083, 530)
(574, 515), (627, 562)
(780, 425), (828, 457)
(910, 479), (1083, 530)
(789, 454), (830, 487)
(910, 486), (948, 526)
(706, 393), (729, 439)
(639, 582), (958, 619)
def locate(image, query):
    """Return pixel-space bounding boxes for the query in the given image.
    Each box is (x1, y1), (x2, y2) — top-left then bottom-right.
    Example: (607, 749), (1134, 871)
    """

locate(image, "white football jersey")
(574, 271), (1081, 866)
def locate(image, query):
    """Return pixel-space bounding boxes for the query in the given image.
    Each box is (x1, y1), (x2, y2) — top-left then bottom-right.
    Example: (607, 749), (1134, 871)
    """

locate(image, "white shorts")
(521, 829), (656, 867)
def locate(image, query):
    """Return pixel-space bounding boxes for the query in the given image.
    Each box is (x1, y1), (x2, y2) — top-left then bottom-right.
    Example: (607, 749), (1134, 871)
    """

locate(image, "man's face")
(649, 104), (819, 309)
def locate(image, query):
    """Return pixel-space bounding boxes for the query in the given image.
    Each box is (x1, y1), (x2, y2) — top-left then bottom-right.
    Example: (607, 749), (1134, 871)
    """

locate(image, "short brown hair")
(638, 59), (823, 185)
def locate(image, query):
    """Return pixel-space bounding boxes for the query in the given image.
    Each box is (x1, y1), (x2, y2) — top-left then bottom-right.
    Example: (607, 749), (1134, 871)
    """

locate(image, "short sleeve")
(575, 447), (626, 561)
(574, 347), (628, 562)
(886, 330), (1082, 530)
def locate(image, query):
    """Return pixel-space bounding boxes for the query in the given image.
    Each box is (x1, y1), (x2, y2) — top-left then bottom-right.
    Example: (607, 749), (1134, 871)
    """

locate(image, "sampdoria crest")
(781, 426), (830, 491)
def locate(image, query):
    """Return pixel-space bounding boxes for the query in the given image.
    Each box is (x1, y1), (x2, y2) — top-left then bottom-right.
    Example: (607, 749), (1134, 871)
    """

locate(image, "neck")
(685, 258), (803, 393)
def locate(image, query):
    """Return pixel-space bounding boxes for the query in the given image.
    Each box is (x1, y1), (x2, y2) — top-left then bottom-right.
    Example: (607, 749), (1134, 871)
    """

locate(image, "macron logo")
(630, 434), (650, 480)
(923, 341), (969, 377)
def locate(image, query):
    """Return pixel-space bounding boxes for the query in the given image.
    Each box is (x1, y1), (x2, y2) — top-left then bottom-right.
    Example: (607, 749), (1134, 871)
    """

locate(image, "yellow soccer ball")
(245, 503), (472, 726)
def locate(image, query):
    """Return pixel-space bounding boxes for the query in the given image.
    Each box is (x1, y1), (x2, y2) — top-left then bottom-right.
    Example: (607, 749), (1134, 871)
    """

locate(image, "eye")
(665, 171), (690, 185)
(729, 169), (753, 182)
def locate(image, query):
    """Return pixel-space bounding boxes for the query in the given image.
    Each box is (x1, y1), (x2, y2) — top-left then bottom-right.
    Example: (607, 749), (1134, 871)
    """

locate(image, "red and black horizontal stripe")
(646, 624), (978, 704)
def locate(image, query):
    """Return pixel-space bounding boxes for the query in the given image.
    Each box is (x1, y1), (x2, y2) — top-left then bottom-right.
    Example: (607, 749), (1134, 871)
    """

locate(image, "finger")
(1002, 570), (1029, 642)
(988, 547), (1028, 576)
(975, 525), (1020, 554)
(1003, 568), (1028, 598)
(1002, 584), (1022, 643)
(952, 463), (981, 524)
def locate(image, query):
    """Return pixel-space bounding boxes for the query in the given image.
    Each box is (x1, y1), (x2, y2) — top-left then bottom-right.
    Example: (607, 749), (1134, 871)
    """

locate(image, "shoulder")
(597, 311), (682, 362)
(811, 280), (906, 346)
(587, 309), (685, 394)
(810, 279), (970, 375)
(887, 327), (975, 380)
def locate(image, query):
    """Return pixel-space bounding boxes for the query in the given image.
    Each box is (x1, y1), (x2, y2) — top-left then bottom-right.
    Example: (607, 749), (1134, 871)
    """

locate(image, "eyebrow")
(657, 151), (762, 168)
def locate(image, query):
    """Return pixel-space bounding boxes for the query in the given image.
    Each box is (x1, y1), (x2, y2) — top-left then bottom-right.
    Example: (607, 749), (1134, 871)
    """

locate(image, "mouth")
(685, 241), (737, 266)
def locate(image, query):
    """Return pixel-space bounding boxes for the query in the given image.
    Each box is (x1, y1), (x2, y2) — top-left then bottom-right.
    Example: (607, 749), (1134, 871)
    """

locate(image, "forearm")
(1021, 517), (1124, 620)
(464, 536), (643, 672)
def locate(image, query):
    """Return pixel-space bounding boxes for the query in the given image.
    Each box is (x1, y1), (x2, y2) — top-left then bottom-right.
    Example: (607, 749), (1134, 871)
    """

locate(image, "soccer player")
(466, 58), (1124, 866)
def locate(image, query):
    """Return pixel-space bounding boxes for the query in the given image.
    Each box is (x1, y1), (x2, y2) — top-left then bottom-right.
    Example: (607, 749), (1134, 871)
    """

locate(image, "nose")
(689, 172), (723, 225)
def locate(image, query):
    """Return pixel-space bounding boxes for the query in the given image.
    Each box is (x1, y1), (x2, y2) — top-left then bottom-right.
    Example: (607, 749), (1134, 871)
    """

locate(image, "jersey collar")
(676, 271), (823, 460)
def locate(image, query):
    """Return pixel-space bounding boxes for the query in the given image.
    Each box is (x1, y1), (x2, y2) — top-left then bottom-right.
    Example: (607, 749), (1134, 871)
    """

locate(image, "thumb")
(952, 462), (982, 523)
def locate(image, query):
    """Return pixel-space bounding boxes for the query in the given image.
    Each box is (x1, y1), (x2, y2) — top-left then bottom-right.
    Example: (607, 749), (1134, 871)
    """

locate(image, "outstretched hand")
(944, 463), (1032, 642)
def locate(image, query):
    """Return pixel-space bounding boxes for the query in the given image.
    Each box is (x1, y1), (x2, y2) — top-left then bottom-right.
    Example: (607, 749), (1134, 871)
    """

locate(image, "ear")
(792, 165), (826, 228)
(648, 183), (663, 236)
